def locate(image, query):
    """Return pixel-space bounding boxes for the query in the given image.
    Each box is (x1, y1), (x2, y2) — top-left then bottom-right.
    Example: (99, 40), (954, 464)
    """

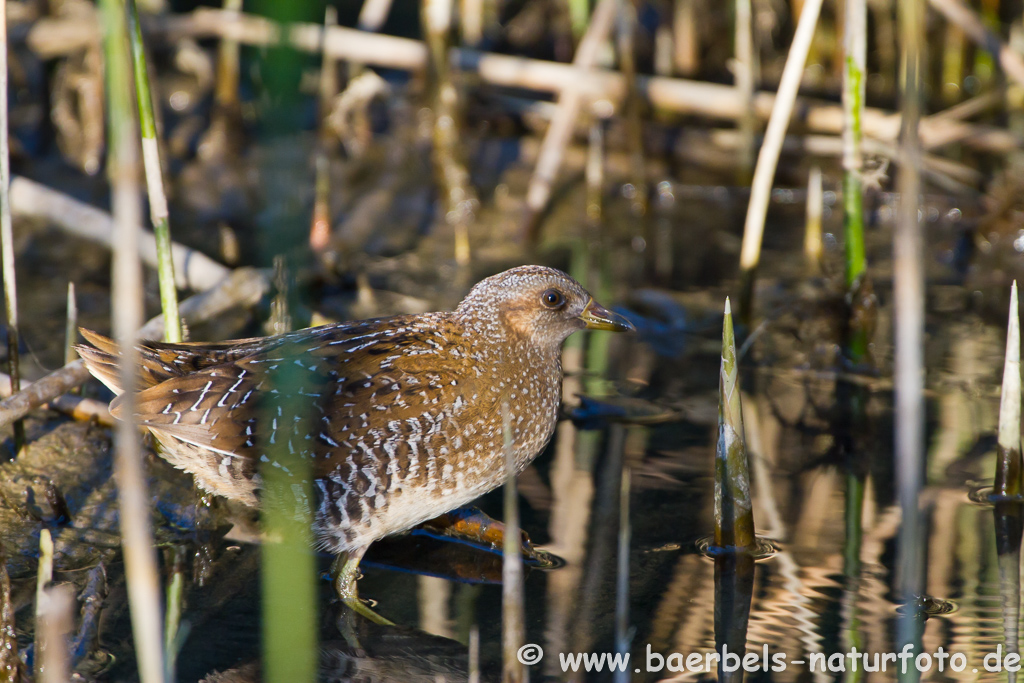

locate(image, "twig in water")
(9, 176), (229, 291)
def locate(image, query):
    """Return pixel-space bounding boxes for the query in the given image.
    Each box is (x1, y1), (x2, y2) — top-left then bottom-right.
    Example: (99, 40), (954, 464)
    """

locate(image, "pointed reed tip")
(724, 297), (731, 315)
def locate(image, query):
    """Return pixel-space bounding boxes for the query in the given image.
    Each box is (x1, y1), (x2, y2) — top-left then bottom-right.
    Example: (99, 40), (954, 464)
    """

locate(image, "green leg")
(332, 547), (394, 626)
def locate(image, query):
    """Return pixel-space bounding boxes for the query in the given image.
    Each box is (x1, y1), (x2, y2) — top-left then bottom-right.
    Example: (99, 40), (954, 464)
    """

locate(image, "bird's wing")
(123, 314), (487, 483)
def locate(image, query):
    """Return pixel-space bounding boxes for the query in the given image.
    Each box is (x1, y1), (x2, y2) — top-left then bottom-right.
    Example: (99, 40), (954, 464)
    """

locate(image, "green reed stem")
(716, 298), (755, 549)
(842, 0), (867, 291)
(101, 0), (166, 680)
(0, 0), (23, 454)
(127, 0), (181, 343)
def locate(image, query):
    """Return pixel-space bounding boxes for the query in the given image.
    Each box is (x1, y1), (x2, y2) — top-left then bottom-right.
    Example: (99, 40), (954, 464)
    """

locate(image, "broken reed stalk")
(460, 0), (484, 47)
(164, 546), (186, 681)
(469, 624), (481, 683)
(127, 0), (181, 343)
(310, 7), (336, 253)
(616, 0), (647, 219)
(34, 528), (53, 680)
(64, 283), (78, 366)
(734, 0), (755, 181)
(996, 281), (1022, 498)
(894, 0), (925, 656)
(520, 0), (616, 241)
(101, 0), (166, 678)
(501, 400), (525, 683)
(927, 0), (1024, 87)
(215, 0), (243, 125)
(736, 0), (824, 321)
(422, 0), (475, 267)
(37, 584), (74, 683)
(804, 165), (823, 271)
(716, 298), (755, 550)
(0, 0), (24, 454)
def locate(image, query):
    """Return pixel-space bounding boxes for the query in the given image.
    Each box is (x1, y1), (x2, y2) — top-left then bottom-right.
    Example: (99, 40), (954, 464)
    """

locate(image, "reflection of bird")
(77, 266), (632, 623)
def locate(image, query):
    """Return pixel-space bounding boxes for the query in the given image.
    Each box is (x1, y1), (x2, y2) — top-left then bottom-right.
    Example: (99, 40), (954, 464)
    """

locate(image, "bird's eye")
(541, 289), (565, 309)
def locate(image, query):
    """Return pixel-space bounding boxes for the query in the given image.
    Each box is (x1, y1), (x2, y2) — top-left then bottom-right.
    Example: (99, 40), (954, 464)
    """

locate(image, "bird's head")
(456, 266), (634, 351)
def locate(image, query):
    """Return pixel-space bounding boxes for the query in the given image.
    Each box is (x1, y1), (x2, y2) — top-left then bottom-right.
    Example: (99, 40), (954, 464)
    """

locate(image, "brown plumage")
(77, 265), (632, 621)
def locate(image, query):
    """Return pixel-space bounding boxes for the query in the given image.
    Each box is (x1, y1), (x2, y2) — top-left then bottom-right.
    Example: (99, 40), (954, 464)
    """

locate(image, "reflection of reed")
(419, 575), (454, 639)
(543, 343), (592, 676)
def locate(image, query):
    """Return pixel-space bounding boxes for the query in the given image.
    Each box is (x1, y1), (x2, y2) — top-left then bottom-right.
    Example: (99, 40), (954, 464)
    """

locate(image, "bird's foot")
(332, 551), (394, 626)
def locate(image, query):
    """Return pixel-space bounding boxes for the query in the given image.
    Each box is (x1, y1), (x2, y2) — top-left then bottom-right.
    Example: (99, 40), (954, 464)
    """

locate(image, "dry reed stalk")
(0, 0), (24, 454)
(103, 1), (165, 677)
(0, 364), (113, 427)
(613, 464), (632, 683)
(501, 401), (525, 683)
(894, 0), (925, 653)
(673, 0), (699, 75)
(423, 0), (475, 266)
(37, 584), (74, 683)
(928, 0), (1024, 87)
(24, 9), (1021, 153)
(469, 624), (481, 683)
(520, 0), (617, 241)
(734, 0), (755, 179)
(736, 0), (824, 318)
(0, 555), (22, 682)
(704, 129), (983, 189)
(310, 8), (337, 253)
(460, 0), (484, 47)
(0, 267), (269, 429)
(358, 0), (394, 32)
(34, 528), (53, 680)
(616, 0), (647, 218)
(214, 0), (242, 124)
(10, 176), (229, 291)
(64, 283), (78, 366)
(804, 165), (823, 270)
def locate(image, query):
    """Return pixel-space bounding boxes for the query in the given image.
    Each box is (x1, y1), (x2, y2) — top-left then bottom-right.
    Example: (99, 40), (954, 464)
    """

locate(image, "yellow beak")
(579, 299), (635, 332)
